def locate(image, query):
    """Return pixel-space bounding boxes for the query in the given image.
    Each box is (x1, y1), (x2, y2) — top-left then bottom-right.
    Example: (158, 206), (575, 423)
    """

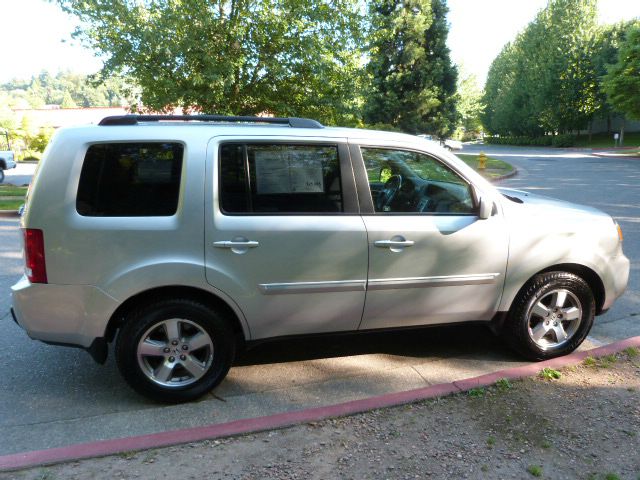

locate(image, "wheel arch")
(511, 263), (605, 315)
(105, 285), (248, 347)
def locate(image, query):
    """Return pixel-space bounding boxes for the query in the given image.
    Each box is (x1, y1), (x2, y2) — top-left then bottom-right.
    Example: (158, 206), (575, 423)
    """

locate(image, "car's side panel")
(204, 136), (369, 339)
(19, 127), (252, 341)
(349, 141), (510, 329)
(497, 198), (627, 313)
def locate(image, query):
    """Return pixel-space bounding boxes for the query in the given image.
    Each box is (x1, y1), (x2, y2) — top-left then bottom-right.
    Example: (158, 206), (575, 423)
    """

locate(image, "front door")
(205, 137), (368, 339)
(353, 145), (509, 330)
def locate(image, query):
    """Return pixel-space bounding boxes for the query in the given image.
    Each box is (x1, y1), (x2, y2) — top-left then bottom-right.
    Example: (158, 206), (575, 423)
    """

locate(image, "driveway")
(1, 145), (638, 457)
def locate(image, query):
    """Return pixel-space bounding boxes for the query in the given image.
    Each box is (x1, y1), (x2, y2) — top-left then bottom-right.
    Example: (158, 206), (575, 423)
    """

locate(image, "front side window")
(361, 147), (475, 214)
(77, 142), (183, 217)
(220, 143), (343, 214)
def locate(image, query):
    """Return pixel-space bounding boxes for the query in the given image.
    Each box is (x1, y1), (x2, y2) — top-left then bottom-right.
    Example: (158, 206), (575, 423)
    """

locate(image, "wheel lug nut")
(163, 347), (170, 353)
(169, 356), (175, 362)
(180, 354), (186, 361)
(182, 345), (188, 350)
(171, 340), (179, 346)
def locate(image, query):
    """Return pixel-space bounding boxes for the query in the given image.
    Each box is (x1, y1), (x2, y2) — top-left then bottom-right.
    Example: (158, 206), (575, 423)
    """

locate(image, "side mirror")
(478, 196), (493, 220)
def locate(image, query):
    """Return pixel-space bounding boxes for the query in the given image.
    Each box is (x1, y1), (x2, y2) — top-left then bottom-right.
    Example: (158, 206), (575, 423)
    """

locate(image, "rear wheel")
(504, 272), (595, 360)
(0, 169), (4, 183)
(116, 298), (235, 403)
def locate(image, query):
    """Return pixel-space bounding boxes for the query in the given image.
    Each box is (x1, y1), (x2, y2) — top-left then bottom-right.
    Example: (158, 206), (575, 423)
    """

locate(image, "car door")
(351, 143), (509, 330)
(204, 136), (368, 339)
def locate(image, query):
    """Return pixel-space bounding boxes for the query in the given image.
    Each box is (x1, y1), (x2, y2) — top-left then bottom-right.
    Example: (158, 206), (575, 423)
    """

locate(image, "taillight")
(23, 228), (47, 284)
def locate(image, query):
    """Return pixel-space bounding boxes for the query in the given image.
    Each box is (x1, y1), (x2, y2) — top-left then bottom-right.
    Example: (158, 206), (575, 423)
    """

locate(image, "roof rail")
(98, 114), (324, 129)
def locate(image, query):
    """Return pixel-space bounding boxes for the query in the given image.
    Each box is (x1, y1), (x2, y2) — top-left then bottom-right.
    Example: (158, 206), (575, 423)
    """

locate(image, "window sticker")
(254, 148), (325, 194)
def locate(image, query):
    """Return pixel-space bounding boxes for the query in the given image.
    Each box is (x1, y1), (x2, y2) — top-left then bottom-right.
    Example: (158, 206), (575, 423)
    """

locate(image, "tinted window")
(77, 143), (183, 217)
(361, 147), (475, 214)
(220, 144), (343, 214)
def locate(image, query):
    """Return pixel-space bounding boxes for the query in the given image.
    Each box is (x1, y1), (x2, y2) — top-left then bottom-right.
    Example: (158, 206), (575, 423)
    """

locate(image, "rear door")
(204, 136), (368, 339)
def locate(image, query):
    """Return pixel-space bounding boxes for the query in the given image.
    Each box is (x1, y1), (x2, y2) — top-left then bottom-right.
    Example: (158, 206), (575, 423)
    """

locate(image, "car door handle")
(214, 240), (260, 248)
(374, 240), (415, 248)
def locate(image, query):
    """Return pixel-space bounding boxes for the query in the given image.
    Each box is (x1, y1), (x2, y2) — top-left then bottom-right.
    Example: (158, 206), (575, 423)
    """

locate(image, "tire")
(503, 272), (595, 361)
(116, 298), (235, 403)
(0, 169), (4, 183)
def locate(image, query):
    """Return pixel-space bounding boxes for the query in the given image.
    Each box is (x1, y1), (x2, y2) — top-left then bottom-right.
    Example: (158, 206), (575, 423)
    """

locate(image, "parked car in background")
(11, 115), (629, 403)
(417, 134), (463, 151)
(443, 138), (463, 151)
(0, 128), (16, 183)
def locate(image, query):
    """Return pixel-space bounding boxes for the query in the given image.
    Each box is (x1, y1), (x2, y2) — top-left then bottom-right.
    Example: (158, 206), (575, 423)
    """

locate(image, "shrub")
(551, 134), (577, 147)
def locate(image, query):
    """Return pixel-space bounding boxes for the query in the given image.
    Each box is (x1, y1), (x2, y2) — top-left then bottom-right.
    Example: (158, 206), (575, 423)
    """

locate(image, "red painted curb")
(1, 336), (639, 471)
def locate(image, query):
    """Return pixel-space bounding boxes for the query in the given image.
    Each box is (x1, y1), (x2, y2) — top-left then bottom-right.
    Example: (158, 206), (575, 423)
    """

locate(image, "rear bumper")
(11, 276), (119, 348)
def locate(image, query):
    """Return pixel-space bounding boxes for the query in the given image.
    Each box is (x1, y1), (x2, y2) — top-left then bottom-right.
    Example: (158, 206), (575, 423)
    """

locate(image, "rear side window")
(220, 143), (343, 214)
(77, 142), (183, 217)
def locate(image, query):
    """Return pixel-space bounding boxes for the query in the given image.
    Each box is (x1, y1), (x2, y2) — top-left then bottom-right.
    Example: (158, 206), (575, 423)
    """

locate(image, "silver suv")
(11, 115), (629, 402)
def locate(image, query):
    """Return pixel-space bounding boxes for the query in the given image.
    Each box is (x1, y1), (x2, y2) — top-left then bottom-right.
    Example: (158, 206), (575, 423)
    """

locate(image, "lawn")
(456, 153), (515, 180)
(573, 131), (640, 148)
(0, 185), (27, 210)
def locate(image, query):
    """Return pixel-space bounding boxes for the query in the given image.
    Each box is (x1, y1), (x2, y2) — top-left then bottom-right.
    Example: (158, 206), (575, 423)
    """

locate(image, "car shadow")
(234, 323), (517, 366)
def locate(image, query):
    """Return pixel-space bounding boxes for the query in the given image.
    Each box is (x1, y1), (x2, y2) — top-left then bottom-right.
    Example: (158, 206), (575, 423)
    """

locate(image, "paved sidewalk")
(1, 336), (638, 473)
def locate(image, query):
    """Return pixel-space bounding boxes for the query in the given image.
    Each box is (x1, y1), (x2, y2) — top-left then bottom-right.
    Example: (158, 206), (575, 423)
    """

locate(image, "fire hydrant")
(478, 152), (487, 170)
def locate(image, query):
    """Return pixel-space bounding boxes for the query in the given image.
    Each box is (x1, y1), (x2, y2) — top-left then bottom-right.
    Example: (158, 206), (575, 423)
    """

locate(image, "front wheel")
(116, 298), (235, 403)
(504, 272), (595, 360)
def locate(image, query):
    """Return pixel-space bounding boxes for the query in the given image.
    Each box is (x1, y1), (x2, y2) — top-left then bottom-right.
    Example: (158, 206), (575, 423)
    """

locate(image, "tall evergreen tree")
(365, 0), (458, 137)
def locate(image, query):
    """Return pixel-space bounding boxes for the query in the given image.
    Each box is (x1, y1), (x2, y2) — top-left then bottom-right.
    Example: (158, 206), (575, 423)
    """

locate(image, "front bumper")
(11, 276), (119, 348)
(601, 254), (630, 312)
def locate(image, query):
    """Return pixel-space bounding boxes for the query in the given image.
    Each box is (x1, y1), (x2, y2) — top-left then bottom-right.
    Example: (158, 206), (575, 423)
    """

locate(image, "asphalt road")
(0, 146), (638, 456)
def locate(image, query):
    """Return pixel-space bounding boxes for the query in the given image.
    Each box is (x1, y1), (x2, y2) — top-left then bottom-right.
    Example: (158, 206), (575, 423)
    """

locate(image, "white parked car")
(443, 138), (463, 151)
(0, 128), (16, 183)
(11, 115), (629, 402)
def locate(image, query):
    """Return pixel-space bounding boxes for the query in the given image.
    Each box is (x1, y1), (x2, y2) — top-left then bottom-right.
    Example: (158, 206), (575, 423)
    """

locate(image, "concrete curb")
(1, 335), (639, 472)
(490, 167), (518, 182)
(592, 152), (640, 160)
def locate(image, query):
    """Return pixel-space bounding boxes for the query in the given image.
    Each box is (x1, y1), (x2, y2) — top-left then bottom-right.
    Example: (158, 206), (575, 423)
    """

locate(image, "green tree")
(1, 71), (132, 109)
(29, 126), (55, 152)
(57, 0), (366, 125)
(482, 0), (599, 136)
(364, 0), (458, 137)
(60, 91), (77, 108)
(455, 72), (484, 139)
(603, 24), (640, 144)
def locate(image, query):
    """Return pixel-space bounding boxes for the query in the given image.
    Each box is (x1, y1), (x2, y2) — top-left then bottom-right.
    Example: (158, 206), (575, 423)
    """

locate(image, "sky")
(2, 0), (640, 86)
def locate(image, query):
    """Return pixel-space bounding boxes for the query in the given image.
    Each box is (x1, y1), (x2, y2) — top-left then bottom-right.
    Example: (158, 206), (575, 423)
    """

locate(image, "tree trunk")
(620, 118), (625, 146)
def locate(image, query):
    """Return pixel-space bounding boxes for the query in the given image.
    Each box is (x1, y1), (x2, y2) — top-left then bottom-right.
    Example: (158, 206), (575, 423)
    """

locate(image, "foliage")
(364, 0), (458, 137)
(527, 465), (543, 477)
(57, 0), (366, 126)
(590, 21), (637, 121)
(467, 387), (485, 397)
(603, 25), (640, 120)
(494, 378), (512, 392)
(0, 71), (131, 109)
(482, 0), (600, 136)
(455, 72), (484, 140)
(539, 367), (562, 380)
